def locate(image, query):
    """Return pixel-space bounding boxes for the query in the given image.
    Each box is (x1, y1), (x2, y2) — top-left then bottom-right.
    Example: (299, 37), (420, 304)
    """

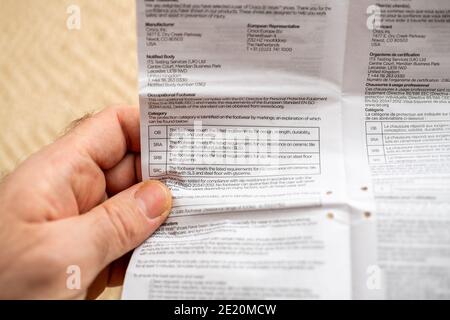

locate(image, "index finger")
(61, 106), (140, 170)
(0, 106), (143, 221)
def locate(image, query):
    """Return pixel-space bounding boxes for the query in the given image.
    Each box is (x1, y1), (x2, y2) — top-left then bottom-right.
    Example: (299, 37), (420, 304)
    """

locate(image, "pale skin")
(0, 106), (173, 299)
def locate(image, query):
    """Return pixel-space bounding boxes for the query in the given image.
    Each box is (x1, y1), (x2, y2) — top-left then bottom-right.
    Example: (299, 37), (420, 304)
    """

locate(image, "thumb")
(73, 180), (172, 270)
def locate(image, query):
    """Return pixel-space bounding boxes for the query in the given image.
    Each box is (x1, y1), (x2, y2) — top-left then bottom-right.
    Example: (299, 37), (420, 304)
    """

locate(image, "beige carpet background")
(0, 0), (139, 299)
(0, 0), (138, 176)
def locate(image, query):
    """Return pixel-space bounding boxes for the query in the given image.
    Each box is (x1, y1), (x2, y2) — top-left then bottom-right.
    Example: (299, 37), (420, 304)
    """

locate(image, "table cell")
(149, 165), (166, 176)
(167, 126), (320, 141)
(149, 151), (167, 164)
(368, 146), (385, 156)
(149, 139), (167, 152)
(168, 139), (319, 155)
(367, 134), (384, 146)
(366, 122), (382, 134)
(368, 156), (386, 164)
(167, 151), (320, 166)
(149, 126), (167, 139)
(165, 164), (320, 177)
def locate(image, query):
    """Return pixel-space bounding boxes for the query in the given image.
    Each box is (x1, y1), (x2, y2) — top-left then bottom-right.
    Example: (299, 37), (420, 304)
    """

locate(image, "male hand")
(0, 106), (172, 299)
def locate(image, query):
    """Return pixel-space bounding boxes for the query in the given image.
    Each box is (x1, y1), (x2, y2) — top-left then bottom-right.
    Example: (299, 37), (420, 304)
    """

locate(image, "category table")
(366, 120), (450, 165)
(148, 125), (321, 178)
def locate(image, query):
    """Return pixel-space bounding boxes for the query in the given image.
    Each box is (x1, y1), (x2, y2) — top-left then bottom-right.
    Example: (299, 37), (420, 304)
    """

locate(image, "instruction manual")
(123, 0), (450, 299)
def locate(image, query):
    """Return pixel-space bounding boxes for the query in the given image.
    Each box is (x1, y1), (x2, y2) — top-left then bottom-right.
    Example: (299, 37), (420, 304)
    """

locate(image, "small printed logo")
(366, 265), (382, 290)
(366, 5), (381, 30)
(66, 5), (81, 31)
(66, 265), (81, 290)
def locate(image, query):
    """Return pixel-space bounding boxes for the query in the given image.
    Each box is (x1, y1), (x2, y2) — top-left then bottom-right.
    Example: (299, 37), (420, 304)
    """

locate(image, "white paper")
(123, 0), (450, 299)
(344, 0), (450, 299)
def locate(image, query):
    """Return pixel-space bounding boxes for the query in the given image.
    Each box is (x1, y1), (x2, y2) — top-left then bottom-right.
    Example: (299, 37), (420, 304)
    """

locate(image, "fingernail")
(135, 181), (172, 220)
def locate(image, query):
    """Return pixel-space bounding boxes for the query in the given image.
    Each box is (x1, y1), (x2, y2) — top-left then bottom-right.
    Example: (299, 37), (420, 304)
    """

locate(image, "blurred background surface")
(0, 0), (139, 299)
(0, 0), (138, 176)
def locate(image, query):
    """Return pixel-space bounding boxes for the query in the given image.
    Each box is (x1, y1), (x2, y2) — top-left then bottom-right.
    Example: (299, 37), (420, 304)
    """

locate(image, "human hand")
(0, 106), (172, 299)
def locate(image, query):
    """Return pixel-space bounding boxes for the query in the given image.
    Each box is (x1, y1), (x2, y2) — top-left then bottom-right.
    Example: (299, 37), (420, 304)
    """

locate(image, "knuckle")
(100, 202), (142, 253)
(63, 113), (93, 135)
